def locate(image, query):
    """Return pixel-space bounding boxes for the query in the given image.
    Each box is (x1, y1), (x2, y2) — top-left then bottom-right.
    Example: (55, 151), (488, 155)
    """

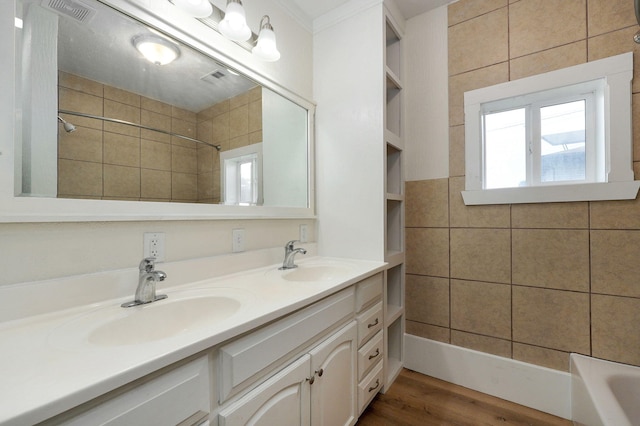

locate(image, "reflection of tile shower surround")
(57, 71), (262, 203)
(405, 0), (640, 373)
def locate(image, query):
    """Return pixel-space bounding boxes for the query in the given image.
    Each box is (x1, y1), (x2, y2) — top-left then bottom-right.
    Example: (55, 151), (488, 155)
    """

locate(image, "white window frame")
(463, 52), (639, 205)
(220, 143), (263, 206)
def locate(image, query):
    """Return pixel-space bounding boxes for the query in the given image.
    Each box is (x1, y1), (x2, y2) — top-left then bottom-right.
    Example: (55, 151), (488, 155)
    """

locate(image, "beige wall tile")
(229, 105), (249, 138)
(406, 320), (450, 343)
(171, 118), (197, 148)
(141, 109), (171, 133)
(512, 202), (588, 228)
(406, 274), (449, 327)
(103, 164), (140, 198)
(141, 97), (172, 116)
(197, 146), (214, 174)
(509, 41), (586, 80)
(104, 132), (140, 167)
(512, 229), (589, 292)
(208, 99), (230, 118)
(509, 0), (586, 58)
(229, 134), (250, 150)
(450, 228), (511, 283)
(58, 159), (102, 197)
(141, 169), (171, 200)
(592, 294), (640, 365)
(198, 173), (215, 200)
(249, 86), (262, 101)
(405, 179), (449, 228)
(587, 0), (636, 37)
(197, 120), (214, 145)
(512, 343), (570, 372)
(590, 197), (640, 229)
(449, 62), (509, 126)
(588, 27), (640, 93)
(249, 131), (263, 144)
(451, 330), (511, 358)
(172, 173), (198, 201)
(448, 0), (507, 26)
(58, 71), (103, 97)
(406, 228), (450, 277)
(212, 112), (230, 143)
(58, 127), (102, 163)
(230, 91), (251, 109)
(451, 279), (511, 339)
(513, 286), (590, 353)
(140, 128), (170, 144)
(449, 177), (510, 228)
(591, 230), (640, 298)
(449, 125), (465, 177)
(171, 106), (196, 122)
(104, 100), (140, 137)
(104, 86), (140, 108)
(248, 100), (262, 133)
(141, 139), (171, 171)
(449, 8), (508, 76)
(172, 145), (197, 174)
(59, 88), (103, 130)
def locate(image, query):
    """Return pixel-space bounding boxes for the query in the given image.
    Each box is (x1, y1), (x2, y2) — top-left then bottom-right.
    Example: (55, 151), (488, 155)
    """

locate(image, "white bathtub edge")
(404, 334), (571, 420)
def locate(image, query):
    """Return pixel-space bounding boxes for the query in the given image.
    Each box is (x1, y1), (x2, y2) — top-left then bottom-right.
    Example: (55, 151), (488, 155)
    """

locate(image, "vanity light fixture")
(219, 0), (251, 42)
(168, 0), (213, 18)
(133, 34), (181, 65)
(252, 15), (280, 62)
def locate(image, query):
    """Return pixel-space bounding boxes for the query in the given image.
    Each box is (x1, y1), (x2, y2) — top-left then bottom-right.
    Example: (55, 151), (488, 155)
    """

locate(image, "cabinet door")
(309, 322), (357, 426)
(218, 355), (311, 426)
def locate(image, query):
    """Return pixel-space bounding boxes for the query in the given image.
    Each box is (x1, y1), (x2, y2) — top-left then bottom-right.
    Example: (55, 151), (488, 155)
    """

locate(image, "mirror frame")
(0, 0), (315, 223)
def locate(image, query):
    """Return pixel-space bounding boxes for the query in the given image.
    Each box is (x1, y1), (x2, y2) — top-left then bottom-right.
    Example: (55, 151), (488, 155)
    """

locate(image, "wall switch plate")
(143, 232), (165, 262)
(299, 224), (308, 243)
(232, 229), (245, 253)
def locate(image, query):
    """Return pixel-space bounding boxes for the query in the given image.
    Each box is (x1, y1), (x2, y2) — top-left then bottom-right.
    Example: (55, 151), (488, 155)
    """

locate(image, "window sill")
(461, 181), (640, 205)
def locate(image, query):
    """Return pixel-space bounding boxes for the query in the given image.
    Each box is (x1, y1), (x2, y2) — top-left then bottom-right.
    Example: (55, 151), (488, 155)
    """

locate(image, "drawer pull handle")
(316, 368), (324, 377)
(367, 318), (379, 329)
(368, 348), (380, 360)
(307, 376), (315, 385)
(368, 379), (380, 393)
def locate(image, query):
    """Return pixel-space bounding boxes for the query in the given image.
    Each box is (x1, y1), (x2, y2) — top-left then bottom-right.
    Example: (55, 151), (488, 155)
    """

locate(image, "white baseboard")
(404, 334), (571, 420)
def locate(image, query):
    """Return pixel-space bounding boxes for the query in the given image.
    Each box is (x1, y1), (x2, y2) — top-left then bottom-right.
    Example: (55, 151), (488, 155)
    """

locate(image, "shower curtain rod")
(58, 109), (222, 151)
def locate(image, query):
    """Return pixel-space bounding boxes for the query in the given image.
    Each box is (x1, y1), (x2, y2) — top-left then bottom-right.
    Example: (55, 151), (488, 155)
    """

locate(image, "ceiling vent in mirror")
(42, 0), (97, 23)
(201, 70), (227, 84)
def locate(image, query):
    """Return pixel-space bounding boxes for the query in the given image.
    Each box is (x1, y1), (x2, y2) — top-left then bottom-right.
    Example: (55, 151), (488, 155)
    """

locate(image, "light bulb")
(252, 16), (280, 62)
(133, 35), (180, 65)
(219, 0), (251, 42)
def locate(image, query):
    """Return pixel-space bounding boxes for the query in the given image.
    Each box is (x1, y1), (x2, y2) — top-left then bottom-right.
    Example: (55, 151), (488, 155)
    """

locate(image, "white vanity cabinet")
(218, 322), (357, 426)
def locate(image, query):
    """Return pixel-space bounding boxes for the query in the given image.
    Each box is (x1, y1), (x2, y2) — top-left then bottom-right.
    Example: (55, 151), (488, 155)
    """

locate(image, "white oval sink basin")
(88, 296), (241, 346)
(51, 288), (251, 348)
(276, 265), (351, 282)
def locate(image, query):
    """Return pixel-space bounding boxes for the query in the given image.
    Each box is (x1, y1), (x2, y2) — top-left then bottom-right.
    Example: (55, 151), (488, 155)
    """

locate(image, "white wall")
(0, 0), (315, 287)
(313, 2), (386, 261)
(404, 5), (449, 181)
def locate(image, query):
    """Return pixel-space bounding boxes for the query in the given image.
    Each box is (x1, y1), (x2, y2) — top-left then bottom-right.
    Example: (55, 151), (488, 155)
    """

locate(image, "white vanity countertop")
(0, 256), (386, 425)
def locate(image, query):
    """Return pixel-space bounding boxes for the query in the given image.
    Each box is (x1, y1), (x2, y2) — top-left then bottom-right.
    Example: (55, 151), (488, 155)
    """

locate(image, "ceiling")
(286, 0), (454, 22)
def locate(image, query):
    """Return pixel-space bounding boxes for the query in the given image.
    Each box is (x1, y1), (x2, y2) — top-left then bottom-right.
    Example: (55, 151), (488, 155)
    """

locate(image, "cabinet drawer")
(357, 330), (383, 380)
(357, 302), (382, 346)
(219, 287), (355, 403)
(355, 273), (383, 312)
(358, 361), (383, 414)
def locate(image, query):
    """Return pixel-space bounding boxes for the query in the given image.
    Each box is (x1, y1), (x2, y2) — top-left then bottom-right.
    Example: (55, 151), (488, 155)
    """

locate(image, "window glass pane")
(540, 100), (586, 182)
(239, 160), (254, 205)
(484, 108), (527, 189)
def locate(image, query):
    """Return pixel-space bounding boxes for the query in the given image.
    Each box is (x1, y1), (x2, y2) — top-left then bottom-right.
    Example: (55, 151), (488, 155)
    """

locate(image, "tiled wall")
(58, 71), (261, 203)
(405, 0), (640, 371)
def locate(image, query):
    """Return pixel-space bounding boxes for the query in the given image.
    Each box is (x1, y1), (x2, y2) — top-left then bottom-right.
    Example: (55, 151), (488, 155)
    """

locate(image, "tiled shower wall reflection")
(58, 71), (261, 203)
(405, 0), (640, 372)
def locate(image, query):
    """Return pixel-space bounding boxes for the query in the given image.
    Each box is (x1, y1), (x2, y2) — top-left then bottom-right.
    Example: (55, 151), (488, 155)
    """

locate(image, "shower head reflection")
(57, 116), (76, 133)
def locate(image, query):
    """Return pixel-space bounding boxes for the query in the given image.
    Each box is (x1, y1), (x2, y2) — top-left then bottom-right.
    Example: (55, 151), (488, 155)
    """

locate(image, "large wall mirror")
(13, 0), (311, 216)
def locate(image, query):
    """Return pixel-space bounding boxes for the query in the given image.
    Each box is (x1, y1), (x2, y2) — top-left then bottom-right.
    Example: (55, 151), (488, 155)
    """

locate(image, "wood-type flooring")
(356, 369), (572, 426)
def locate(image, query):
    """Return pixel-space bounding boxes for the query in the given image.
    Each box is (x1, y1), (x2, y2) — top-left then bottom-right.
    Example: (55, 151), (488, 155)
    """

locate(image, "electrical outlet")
(299, 224), (308, 243)
(143, 232), (165, 262)
(232, 229), (245, 253)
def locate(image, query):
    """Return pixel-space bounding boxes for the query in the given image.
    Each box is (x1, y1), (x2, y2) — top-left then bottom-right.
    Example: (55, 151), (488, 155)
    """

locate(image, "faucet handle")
(139, 257), (156, 272)
(285, 240), (299, 249)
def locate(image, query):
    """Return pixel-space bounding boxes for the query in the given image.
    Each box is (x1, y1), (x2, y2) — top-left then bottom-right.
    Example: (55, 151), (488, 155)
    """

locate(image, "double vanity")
(0, 248), (386, 425)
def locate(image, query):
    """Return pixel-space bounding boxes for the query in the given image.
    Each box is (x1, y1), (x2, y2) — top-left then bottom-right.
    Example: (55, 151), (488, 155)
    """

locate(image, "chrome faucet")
(279, 240), (307, 270)
(121, 258), (168, 308)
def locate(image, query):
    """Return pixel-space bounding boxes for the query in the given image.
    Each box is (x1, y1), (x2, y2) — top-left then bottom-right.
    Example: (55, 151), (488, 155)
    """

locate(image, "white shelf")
(385, 130), (402, 149)
(386, 193), (403, 201)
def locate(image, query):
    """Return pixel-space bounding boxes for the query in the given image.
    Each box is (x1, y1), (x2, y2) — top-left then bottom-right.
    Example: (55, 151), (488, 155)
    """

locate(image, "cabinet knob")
(307, 376), (315, 385)
(368, 379), (380, 393)
(368, 348), (380, 360)
(367, 318), (379, 329)
(316, 368), (324, 377)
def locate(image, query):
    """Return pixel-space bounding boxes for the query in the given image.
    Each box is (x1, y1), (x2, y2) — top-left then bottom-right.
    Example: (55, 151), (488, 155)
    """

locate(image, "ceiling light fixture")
(168, 0), (213, 18)
(219, 0), (251, 42)
(252, 15), (280, 62)
(133, 34), (181, 65)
